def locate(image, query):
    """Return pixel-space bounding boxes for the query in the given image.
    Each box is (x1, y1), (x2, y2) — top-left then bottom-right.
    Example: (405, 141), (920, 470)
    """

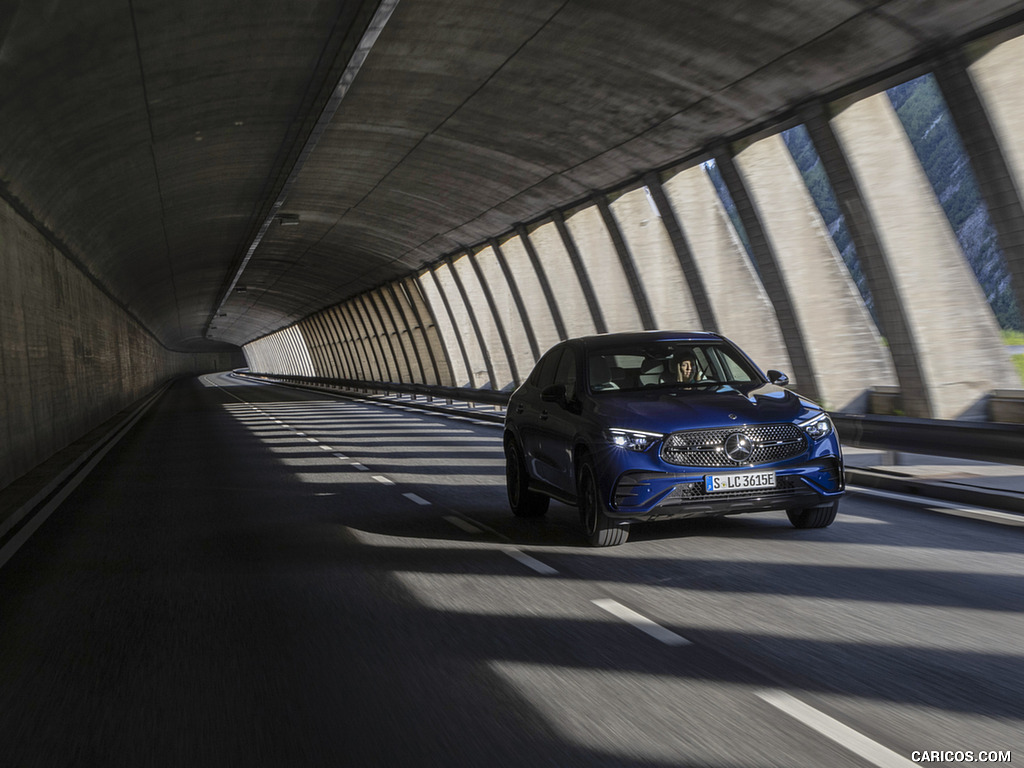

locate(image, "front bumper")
(606, 458), (844, 522)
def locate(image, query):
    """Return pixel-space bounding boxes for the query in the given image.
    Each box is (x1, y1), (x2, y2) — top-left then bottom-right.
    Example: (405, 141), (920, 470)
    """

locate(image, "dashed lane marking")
(501, 547), (558, 575)
(372, 475), (395, 485)
(592, 599), (691, 646)
(403, 493), (431, 506)
(756, 690), (918, 768)
(443, 515), (481, 534)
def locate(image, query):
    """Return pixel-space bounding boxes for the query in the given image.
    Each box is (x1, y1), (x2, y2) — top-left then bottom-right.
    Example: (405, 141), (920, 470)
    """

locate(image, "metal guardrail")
(234, 371), (511, 410)
(830, 412), (1024, 466)
(237, 371), (1024, 465)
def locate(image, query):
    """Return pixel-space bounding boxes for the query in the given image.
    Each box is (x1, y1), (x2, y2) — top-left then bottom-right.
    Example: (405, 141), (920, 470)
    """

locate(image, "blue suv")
(503, 331), (844, 546)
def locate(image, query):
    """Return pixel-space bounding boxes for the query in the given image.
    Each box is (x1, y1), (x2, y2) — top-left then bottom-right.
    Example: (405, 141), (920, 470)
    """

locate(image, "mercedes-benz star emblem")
(723, 432), (754, 463)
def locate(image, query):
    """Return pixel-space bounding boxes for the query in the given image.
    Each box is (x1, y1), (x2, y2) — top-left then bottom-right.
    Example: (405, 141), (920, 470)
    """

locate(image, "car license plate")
(705, 471), (776, 493)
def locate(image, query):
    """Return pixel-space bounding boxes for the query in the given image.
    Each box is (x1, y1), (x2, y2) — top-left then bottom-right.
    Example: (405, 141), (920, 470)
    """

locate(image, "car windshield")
(587, 341), (761, 392)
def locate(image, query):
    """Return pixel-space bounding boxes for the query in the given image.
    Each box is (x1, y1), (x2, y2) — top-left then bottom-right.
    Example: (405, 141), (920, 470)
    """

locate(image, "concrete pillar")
(326, 306), (358, 379)
(491, 237), (541, 363)
(831, 91), (1016, 418)
(430, 262), (486, 388)
(594, 193), (657, 330)
(560, 206), (640, 333)
(465, 246), (522, 388)
(340, 302), (376, 380)
(384, 282), (428, 385)
(734, 132), (897, 411)
(514, 224), (568, 345)
(403, 274), (453, 387)
(958, 35), (1024, 325)
(449, 254), (504, 390)
(644, 172), (719, 332)
(608, 186), (702, 331)
(347, 299), (387, 381)
(370, 289), (412, 383)
(801, 100), (933, 417)
(307, 314), (329, 377)
(660, 164), (793, 382)
(715, 147), (821, 401)
(528, 219), (597, 339)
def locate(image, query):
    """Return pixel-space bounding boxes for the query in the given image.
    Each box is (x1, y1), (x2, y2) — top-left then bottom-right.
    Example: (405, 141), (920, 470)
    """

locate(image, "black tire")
(786, 500), (838, 529)
(577, 456), (628, 547)
(506, 439), (549, 518)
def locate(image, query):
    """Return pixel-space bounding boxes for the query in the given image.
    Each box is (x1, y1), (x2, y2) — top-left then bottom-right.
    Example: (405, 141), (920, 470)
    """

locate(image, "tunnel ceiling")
(2, 0), (1024, 352)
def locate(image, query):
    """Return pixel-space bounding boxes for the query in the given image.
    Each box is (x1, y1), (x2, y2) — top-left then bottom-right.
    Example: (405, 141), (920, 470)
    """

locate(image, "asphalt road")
(1, 373), (1021, 767)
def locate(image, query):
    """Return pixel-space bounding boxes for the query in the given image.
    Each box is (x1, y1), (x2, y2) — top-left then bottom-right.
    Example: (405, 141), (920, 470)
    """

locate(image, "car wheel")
(506, 439), (549, 518)
(577, 456), (628, 547)
(786, 500), (838, 529)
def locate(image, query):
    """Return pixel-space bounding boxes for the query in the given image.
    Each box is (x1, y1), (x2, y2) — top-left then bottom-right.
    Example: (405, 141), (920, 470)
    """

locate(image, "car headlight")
(799, 413), (833, 440)
(608, 428), (663, 452)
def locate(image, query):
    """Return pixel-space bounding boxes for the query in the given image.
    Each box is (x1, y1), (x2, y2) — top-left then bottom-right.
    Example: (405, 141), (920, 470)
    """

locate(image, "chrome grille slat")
(661, 424), (805, 467)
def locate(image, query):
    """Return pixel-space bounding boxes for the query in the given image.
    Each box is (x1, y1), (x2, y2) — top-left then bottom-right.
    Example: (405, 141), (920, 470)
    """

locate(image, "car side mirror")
(541, 384), (567, 406)
(767, 370), (789, 386)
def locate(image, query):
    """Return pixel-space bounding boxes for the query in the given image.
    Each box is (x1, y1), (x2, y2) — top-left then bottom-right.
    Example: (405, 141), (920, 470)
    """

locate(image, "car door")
(532, 344), (581, 495)
(512, 347), (563, 481)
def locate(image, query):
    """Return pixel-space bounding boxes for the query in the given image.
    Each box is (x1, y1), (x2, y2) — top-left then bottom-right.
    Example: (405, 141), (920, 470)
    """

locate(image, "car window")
(553, 346), (577, 396)
(587, 341), (760, 392)
(531, 348), (564, 388)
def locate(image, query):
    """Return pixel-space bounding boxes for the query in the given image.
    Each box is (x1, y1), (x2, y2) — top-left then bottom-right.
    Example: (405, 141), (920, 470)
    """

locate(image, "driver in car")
(669, 350), (702, 384)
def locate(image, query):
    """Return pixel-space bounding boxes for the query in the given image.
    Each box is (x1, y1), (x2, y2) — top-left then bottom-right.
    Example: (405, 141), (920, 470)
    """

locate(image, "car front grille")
(660, 423), (806, 467)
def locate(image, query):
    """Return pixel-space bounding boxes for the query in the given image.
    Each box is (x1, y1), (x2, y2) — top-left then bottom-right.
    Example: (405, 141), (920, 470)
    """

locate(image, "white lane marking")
(444, 515), (481, 534)
(502, 547), (558, 575)
(403, 493), (431, 506)
(306, 437), (319, 443)
(352, 463), (370, 472)
(372, 475), (394, 485)
(592, 599), (691, 647)
(848, 485), (1024, 526)
(319, 444), (333, 451)
(756, 690), (918, 768)
(334, 453), (349, 460)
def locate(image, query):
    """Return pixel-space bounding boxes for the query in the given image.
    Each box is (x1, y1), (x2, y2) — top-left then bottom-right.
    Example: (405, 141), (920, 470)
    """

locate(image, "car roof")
(573, 330), (725, 351)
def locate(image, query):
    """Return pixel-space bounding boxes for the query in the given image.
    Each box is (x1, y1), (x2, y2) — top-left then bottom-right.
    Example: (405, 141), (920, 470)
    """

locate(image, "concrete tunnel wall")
(245, 32), (1024, 420)
(0, 197), (244, 493)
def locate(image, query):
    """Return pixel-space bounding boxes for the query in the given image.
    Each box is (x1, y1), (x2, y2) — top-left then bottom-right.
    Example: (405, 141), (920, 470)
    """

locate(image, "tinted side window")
(531, 348), (564, 388)
(553, 346), (578, 397)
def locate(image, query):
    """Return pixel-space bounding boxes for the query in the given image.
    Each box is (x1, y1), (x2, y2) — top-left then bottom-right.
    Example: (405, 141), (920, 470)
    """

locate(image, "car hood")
(589, 384), (820, 433)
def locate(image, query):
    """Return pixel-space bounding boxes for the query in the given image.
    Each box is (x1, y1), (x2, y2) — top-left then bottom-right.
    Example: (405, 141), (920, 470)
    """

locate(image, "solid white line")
(756, 690), (918, 768)
(403, 493), (431, 506)
(502, 547), (558, 575)
(592, 599), (691, 646)
(848, 485), (1024, 526)
(372, 475), (394, 485)
(443, 515), (481, 534)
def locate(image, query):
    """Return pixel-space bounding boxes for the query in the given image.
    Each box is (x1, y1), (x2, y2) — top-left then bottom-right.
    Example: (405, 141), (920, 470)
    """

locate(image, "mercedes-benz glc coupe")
(503, 331), (844, 546)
